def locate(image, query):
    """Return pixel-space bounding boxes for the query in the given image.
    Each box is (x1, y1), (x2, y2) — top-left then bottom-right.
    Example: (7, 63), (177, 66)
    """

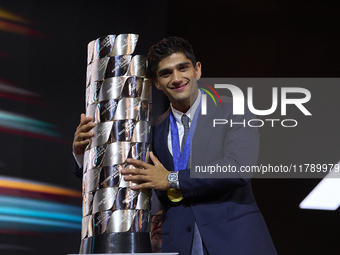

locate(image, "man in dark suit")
(73, 36), (277, 254)
(120, 37), (277, 254)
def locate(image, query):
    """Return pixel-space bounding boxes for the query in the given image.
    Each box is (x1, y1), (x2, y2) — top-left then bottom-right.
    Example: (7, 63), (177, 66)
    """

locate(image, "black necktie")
(181, 114), (190, 153)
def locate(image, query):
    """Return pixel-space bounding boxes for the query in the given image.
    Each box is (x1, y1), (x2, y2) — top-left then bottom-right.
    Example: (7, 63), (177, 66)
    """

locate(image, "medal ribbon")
(170, 99), (201, 172)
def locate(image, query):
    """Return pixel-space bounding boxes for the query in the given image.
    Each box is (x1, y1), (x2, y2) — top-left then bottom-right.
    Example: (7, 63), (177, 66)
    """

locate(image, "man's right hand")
(72, 113), (96, 155)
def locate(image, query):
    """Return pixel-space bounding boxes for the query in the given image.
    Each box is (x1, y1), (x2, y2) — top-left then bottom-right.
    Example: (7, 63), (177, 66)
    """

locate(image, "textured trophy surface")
(81, 34), (152, 254)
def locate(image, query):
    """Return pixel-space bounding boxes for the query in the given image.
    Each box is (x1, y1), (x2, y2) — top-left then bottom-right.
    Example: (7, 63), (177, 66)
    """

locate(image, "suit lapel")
(153, 109), (174, 171)
(192, 95), (217, 164)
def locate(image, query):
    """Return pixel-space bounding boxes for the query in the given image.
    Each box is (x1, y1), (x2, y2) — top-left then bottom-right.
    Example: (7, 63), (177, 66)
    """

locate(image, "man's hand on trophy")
(73, 113), (96, 155)
(121, 152), (171, 191)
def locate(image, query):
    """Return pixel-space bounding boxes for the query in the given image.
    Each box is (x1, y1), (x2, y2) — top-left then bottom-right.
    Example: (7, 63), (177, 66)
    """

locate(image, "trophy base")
(79, 232), (152, 254)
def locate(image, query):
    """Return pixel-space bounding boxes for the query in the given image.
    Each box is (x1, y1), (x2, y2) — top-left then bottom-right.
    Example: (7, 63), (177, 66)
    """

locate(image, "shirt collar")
(170, 89), (201, 124)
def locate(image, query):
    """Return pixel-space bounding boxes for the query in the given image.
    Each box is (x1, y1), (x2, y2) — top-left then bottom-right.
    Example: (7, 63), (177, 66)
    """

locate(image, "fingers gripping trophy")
(80, 34), (152, 254)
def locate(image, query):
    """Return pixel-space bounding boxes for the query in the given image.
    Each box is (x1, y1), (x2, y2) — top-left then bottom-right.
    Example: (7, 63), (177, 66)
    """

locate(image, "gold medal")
(167, 188), (183, 202)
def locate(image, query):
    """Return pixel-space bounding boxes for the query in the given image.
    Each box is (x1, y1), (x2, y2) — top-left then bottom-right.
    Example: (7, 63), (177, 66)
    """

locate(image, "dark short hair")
(147, 36), (196, 78)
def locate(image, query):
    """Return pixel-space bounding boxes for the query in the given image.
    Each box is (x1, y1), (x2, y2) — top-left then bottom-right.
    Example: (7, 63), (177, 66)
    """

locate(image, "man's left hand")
(121, 152), (170, 191)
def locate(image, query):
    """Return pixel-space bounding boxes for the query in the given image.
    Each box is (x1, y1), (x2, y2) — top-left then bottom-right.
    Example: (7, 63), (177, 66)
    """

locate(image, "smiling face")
(154, 52), (201, 113)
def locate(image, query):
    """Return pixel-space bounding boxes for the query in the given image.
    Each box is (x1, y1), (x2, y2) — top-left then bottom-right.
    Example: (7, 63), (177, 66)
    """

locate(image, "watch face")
(169, 174), (176, 181)
(169, 173), (177, 181)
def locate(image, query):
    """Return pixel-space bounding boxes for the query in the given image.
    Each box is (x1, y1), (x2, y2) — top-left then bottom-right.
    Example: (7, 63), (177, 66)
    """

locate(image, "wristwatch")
(167, 171), (179, 189)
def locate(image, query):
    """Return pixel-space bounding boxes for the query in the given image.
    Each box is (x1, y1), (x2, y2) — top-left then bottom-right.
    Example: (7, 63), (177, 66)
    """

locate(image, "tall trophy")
(80, 34), (152, 254)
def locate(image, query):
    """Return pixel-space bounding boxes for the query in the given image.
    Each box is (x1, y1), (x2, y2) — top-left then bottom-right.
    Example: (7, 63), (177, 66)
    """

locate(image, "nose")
(155, 218), (162, 228)
(172, 70), (182, 85)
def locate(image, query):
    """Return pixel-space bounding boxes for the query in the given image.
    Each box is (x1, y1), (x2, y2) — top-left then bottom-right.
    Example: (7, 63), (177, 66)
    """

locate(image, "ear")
(195, 62), (202, 80)
(152, 77), (162, 90)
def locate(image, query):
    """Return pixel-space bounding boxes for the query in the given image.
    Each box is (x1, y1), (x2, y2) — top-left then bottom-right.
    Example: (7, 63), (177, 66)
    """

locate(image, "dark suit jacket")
(153, 95), (277, 255)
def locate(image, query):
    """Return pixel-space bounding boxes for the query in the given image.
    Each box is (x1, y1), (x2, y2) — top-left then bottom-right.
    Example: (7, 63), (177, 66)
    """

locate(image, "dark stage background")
(0, 0), (339, 254)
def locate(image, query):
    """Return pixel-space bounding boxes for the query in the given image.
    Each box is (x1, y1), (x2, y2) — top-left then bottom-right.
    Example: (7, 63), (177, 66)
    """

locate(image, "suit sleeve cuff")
(73, 152), (84, 168)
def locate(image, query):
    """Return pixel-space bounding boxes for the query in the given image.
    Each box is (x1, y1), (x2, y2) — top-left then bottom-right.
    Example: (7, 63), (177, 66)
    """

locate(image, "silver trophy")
(80, 34), (152, 254)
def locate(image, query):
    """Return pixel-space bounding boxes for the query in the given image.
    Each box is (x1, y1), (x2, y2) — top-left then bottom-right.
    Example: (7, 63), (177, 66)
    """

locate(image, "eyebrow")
(157, 62), (191, 76)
